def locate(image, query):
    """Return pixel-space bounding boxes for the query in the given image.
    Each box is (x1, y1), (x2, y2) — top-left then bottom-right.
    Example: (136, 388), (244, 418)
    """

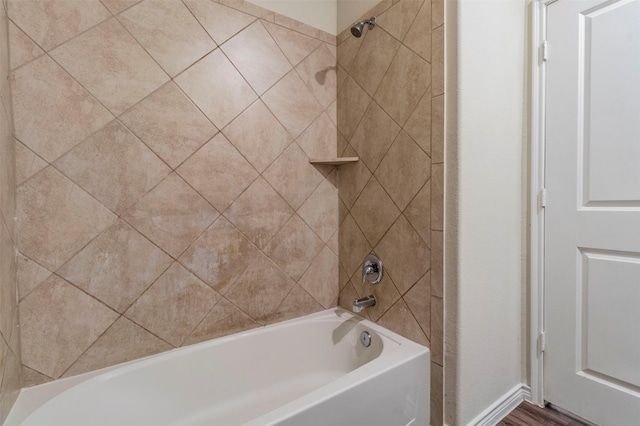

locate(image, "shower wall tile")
(183, 0), (255, 45)
(337, 1), (444, 422)
(19, 275), (119, 378)
(263, 21), (321, 67)
(12, 0), (338, 392)
(50, 18), (169, 115)
(179, 217), (260, 294)
(63, 317), (172, 378)
(222, 21), (291, 95)
(118, 0), (216, 77)
(11, 55), (113, 162)
(8, 21), (43, 70)
(8, 0), (110, 51)
(223, 100), (291, 173)
(16, 167), (117, 271)
(122, 173), (219, 258)
(119, 82), (217, 169)
(0, 3), (20, 412)
(125, 262), (220, 347)
(56, 220), (173, 313)
(261, 70), (323, 138)
(177, 133), (258, 212)
(53, 120), (171, 215)
(175, 49), (257, 129)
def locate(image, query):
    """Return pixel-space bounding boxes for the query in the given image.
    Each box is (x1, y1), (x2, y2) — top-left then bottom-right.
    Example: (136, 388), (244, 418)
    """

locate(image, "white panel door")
(544, 0), (640, 424)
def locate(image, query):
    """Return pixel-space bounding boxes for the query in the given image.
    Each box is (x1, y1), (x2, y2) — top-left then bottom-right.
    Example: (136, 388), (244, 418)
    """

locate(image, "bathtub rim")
(7, 308), (430, 426)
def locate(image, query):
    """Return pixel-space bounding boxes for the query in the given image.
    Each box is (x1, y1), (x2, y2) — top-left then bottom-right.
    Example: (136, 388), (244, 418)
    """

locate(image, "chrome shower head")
(351, 17), (376, 38)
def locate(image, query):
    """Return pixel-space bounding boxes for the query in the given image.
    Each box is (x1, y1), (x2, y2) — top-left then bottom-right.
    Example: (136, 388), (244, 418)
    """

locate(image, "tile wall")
(0, 0), (21, 422)
(335, 0), (444, 424)
(10, 0), (339, 387)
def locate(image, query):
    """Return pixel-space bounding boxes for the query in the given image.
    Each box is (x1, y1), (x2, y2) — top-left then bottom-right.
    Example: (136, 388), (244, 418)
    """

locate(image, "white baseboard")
(467, 383), (532, 426)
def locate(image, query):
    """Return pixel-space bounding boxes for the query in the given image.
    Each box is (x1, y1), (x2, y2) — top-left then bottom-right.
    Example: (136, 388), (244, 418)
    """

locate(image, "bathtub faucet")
(352, 295), (376, 313)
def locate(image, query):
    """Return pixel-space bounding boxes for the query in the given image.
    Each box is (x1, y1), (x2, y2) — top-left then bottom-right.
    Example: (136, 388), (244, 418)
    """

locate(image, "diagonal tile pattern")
(336, 3), (444, 423)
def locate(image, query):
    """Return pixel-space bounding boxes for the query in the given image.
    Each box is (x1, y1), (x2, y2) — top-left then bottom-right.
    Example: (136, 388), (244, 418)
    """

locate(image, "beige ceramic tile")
(224, 178), (293, 249)
(353, 273), (401, 323)
(8, 21), (43, 70)
(336, 75), (370, 140)
(404, 87), (432, 155)
(403, 0), (432, 62)
(347, 26), (400, 97)
(296, 113), (337, 160)
(431, 163), (443, 231)
(120, 82), (217, 169)
(118, 0), (215, 77)
(11, 55), (113, 162)
(350, 102), (401, 172)
(225, 253), (295, 323)
(431, 231), (443, 298)
(22, 366), (52, 388)
(375, 131), (430, 210)
(126, 263), (220, 346)
(432, 0), (444, 29)
(265, 215), (324, 281)
(14, 141), (47, 186)
(16, 167), (116, 271)
(377, 298), (429, 346)
(295, 44), (337, 109)
(175, 49), (257, 130)
(431, 94), (444, 163)
(19, 275), (118, 378)
(54, 120), (171, 215)
(374, 45), (431, 126)
(376, 215), (430, 294)
(337, 145), (372, 209)
(184, 298), (258, 346)
(297, 174), (338, 243)
(183, 0), (255, 45)
(377, 0), (423, 41)
(265, 285), (324, 325)
(16, 253), (50, 301)
(177, 133), (258, 212)
(431, 362), (444, 426)
(261, 70), (323, 138)
(223, 100), (291, 173)
(222, 21), (291, 95)
(404, 180), (431, 246)
(351, 178), (400, 247)
(57, 220), (173, 313)
(8, 0), (110, 51)
(431, 296), (443, 365)
(298, 245), (338, 308)
(339, 214), (372, 279)
(219, 0), (274, 21)
(64, 316), (172, 377)
(122, 173), (219, 258)
(179, 217), (260, 294)
(100, 0), (141, 14)
(262, 21), (321, 66)
(404, 272), (431, 338)
(50, 18), (169, 115)
(432, 24), (444, 96)
(263, 143), (324, 210)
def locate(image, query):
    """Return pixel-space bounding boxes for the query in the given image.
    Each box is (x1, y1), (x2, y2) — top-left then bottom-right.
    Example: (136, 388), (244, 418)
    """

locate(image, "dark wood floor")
(499, 402), (596, 426)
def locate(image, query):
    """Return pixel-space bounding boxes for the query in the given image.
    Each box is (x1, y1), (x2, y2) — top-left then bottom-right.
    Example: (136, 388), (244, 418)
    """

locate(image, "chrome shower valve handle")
(361, 254), (383, 285)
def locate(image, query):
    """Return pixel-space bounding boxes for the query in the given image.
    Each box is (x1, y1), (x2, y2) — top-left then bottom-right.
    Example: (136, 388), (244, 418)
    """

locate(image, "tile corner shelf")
(308, 157), (359, 166)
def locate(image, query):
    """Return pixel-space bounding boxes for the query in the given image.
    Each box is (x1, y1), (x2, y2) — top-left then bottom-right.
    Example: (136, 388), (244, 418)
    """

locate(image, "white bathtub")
(6, 308), (430, 426)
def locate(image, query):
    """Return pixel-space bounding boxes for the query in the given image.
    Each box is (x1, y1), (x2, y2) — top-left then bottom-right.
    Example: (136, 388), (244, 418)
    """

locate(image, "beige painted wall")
(10, 0), (338, 388)
(0, 0), (21, 422)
